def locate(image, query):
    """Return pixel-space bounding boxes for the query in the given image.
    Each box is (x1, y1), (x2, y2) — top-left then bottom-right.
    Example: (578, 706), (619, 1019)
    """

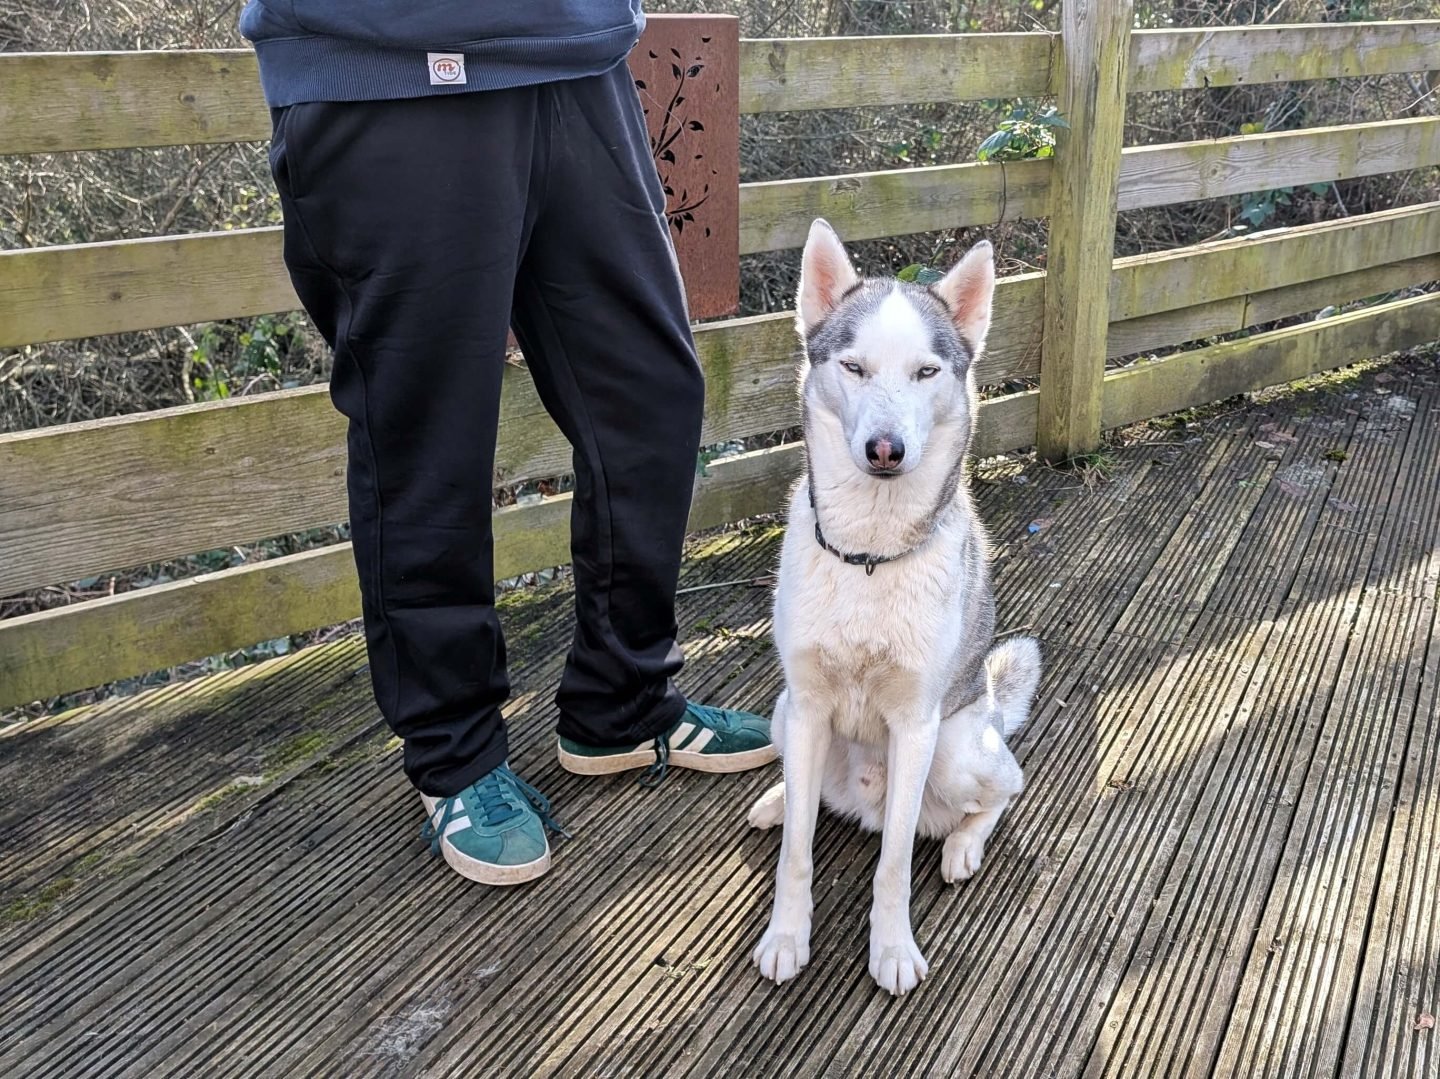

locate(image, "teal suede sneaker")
(556, 702), (776, 787)
(419, 763), (568, 886)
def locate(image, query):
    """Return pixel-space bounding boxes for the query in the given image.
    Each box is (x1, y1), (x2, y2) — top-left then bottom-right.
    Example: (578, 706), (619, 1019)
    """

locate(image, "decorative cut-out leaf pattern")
(635, 42), (716, 237)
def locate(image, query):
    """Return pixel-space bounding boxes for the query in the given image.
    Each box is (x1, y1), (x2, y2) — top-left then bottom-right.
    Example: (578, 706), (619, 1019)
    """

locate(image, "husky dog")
(749, 220), (1042, 996)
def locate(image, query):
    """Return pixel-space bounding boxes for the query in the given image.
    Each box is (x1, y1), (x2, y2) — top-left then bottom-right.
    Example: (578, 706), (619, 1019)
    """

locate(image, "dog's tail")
(986, 636), (1042, 738)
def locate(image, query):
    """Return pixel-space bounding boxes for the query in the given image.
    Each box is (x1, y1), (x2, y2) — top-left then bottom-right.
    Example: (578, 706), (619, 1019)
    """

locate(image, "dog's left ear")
(932, 240), (995, 355)
(798, 218), (860, 334)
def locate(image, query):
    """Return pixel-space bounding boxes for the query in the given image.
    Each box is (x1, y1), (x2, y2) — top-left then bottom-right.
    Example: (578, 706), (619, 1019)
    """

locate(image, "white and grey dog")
(749, 219), (1042, 996)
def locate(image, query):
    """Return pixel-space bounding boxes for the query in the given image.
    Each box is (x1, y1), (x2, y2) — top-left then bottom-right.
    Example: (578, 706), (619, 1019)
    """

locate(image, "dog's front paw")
(747, 782), (785, 830)
(868, 924), (928, 996)
(753, 919), (811, 984)
(942, 829), (986, 883)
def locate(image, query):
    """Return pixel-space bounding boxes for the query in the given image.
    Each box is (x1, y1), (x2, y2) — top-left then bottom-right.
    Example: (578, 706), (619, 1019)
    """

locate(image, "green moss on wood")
(1, 878), (77, 925)
(265, 731), (334, 775)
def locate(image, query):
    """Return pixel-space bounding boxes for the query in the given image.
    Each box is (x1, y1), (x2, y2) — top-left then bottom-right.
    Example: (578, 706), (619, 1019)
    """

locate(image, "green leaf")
(1308, 182), (1330, 196)
(1036, 111), (1070, 129)
(977, 129), (1013, 161)
(897, 264), (923, 282)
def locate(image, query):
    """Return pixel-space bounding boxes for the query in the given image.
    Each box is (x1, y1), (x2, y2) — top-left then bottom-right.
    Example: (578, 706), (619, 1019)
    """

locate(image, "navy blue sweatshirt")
(239, 1), (645, 106)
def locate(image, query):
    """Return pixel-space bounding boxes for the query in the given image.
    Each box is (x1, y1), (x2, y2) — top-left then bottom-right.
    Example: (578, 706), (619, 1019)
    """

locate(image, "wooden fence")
(2, 15), (1439, 709)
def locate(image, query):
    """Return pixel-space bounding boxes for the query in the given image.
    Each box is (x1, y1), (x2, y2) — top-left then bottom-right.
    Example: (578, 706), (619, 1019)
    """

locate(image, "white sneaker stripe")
(685, 727), (715, 752)
(443, 815), (471, 836)
(668, 721), (696, 748)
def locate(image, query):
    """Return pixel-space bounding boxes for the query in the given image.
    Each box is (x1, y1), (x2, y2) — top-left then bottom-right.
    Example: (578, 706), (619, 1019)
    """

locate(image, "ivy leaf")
(634, 79), (647, 90)
(688, 120), (704, 131)
(687, 65), (703, 77)
(672, 63), (682, 79)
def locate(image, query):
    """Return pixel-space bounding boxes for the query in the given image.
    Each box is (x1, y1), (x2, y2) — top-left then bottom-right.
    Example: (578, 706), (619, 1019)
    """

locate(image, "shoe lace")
(685, 702), (739, 731)
(420, 765), (571, 854)
(639, 736), (671, 790)
(638, 704), (738, 789)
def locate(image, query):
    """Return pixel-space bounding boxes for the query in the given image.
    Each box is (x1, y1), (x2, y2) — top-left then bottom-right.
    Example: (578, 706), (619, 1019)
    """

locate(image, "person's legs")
(511, 65), (774, 780)
(269, 92), (537, 797)
(507, 64), (702, 749)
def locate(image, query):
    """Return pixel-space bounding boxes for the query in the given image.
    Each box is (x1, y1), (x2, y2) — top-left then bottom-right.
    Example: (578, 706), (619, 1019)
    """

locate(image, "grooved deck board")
(0, 356), (1435, 1077)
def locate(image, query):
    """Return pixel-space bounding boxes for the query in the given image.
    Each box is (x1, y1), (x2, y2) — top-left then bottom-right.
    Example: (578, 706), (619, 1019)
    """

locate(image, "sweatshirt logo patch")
(428, 53), (466, 86)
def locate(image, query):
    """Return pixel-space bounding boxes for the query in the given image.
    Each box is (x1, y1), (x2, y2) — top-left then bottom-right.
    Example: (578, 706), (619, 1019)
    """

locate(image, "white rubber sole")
(420, 795), (552, 887)
(556, 740), (778, 776)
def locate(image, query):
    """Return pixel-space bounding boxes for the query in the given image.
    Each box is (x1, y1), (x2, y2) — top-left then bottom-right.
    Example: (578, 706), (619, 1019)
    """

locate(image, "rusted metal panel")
(628, 14), (740, 320)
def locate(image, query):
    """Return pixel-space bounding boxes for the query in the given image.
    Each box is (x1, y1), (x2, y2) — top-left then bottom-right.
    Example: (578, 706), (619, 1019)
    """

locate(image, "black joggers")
(268, 64), (704, 797)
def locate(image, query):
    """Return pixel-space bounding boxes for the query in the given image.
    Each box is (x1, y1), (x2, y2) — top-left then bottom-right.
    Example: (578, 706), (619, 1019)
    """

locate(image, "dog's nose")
(865, 436), (905, 470)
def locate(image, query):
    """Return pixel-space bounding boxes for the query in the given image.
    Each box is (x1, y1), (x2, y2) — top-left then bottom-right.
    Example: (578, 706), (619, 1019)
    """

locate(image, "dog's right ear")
(797, 218), (859, 335)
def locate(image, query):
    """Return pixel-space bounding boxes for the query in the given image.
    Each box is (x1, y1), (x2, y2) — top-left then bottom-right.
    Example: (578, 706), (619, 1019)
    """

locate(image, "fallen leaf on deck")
(1322, 448), (1348, 462)
(1416, 1013), (1435, 1031)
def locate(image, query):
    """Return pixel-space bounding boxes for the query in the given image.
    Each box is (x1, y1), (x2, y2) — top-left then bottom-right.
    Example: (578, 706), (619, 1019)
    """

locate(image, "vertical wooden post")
(1036, 0), (1133, 463)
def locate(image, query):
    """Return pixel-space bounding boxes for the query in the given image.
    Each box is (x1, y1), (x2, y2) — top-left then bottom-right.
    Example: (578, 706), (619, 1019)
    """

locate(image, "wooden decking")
(2, 355), (1437, 1078)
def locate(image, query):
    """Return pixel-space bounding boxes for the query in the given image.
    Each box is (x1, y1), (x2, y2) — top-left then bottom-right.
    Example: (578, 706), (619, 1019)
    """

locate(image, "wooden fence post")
(1037, 0), (1134, 462)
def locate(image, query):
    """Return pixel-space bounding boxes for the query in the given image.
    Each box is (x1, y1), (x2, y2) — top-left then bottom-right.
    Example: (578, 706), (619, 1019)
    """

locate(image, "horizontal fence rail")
(1103, 292), (1440, 428)
(1116, 117), (1440, 212)
(5, 23), (1439, 153)
(1126, 20), (1440, 93)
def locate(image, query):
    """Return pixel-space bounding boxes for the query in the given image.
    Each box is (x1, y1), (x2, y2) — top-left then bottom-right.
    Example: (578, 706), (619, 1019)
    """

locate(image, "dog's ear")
(932, 240), (995, 355)
(797, 218), (859, 334)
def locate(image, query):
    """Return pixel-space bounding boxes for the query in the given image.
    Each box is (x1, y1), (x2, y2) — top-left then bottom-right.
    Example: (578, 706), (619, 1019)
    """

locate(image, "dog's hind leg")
(754, 689), (830, 985)
(930, 696), (1025, 884)
(942, 803), (1007, 883)
(748, 782), (786, 829)
(747, 690), (790, 830)
(868, 712), (940, 996)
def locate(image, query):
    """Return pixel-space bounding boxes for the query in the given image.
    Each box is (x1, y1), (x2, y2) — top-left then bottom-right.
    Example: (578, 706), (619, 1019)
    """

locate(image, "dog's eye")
(841, 361), (865, 377)
(917, 365), (942, 380)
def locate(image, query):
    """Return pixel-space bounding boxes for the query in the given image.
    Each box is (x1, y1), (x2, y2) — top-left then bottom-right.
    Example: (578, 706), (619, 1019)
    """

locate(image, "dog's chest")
(776, 533), (965, 747)
(779, 532), (958, 659)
